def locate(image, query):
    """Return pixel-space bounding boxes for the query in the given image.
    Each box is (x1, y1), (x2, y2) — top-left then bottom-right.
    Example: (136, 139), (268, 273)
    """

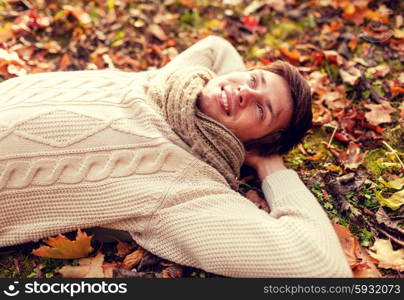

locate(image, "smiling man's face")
(197, 70), (293, 142)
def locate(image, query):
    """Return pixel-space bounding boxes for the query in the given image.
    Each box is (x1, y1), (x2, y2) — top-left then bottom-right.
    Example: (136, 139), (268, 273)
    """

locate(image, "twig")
(327, 124), (338, 148)
(382, 141), (404, 168)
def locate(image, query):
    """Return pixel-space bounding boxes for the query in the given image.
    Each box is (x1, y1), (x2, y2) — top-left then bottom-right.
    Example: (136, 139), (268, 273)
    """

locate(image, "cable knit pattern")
(0, 36), (352, 277)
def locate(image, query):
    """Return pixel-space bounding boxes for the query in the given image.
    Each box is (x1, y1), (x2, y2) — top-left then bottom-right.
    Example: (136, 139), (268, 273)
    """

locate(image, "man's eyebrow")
(258, 70), (274, 123)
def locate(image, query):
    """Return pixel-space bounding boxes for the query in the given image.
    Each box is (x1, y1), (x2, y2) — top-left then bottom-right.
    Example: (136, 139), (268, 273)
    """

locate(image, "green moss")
(285, 128), (332, 170)
(386, 59), (404, 71)
(364, 148), (391, 177)
(322, 60), (340, 82)
(298, 15), (316, 29)
(179, 9), (202, 28)
(264, 21), (303, 48)
(382, 125), (404, 151)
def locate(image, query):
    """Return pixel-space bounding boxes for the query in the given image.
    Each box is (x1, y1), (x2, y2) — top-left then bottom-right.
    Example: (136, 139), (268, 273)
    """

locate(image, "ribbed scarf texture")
(146, 66), (245, 190)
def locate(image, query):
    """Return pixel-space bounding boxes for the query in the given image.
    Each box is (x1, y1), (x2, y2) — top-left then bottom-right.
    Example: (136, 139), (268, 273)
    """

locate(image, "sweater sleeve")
(135, 168), (353, 278)
(161, 35), (246, 75)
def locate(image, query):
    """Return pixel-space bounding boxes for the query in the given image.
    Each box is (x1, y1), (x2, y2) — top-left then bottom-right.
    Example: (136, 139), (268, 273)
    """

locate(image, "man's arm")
(161, 35), (246, 75)
(131, 162), (353, 278)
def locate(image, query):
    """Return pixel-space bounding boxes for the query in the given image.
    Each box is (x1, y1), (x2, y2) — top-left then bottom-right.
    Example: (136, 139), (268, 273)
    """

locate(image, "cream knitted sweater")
(0, 36), (352, 277)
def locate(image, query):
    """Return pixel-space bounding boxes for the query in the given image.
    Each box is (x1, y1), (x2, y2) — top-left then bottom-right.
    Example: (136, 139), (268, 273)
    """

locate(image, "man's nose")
(237, 86), (256, 108)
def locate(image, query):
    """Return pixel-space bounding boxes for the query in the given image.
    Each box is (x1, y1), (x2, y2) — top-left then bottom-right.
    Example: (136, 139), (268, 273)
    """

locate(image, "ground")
(0, 0), (403, 278)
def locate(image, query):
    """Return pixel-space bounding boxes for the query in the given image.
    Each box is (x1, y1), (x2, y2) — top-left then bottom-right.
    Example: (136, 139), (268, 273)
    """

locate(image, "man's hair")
(244, 60), (312, 156)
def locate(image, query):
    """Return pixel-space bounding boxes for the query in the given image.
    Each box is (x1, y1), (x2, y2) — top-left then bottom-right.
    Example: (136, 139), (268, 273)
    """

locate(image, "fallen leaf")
(0, 23), (14, 43)
(137, 254), (161, 271)
(62, 5), (92, 25)
(306, 152), (323, 161)
(348, 37), (358, 51)
(360, 21), (393, 43)
(321, 91), (350, 110)
(333, 224), (381, 278)
(246, 190), (270, 213)
(368, 239), (404, 271)
(147, 24), (167, 41)
(103, 262), (119, 278)
(122, 248), (148, 269)
(372, 65), (390, 77)
(308, 71), (328, 94)
(58, 252), (105, 278)
(162, 265), (183, 278)
(312, 102), (332, 125)
(32, 229), (93, 259)
(379, 177), (404, 190)
(279, 44), (300, 61)
(323, 50), (345, 66)
(339, 67), (361, 85)
(116, 241), (137, 258)
(322, 171), (367, 214)
(113, 269), (155, 278)
(364, 100), (396, 126)
(376, 190), (404, 210)
(59, 53), (71, 70)
(375, 207), (404, 247)
(341, 142), (366, 170)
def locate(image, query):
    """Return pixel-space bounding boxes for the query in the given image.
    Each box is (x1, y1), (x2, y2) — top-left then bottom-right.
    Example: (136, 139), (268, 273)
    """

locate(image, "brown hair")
(244, 60), (312, 156)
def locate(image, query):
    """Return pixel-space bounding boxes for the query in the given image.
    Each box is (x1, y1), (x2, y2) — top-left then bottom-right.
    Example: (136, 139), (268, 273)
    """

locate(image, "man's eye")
(250, 75), (257, 88)
(257, 104), (264, 120)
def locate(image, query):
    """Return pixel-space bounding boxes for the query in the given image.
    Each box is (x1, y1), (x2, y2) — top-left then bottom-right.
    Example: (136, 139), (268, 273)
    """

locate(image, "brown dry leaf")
(400, 102), (404, 119)
(122, 248), (148, 269)
(162, 265), (183, 278)
(116, 241), (137, 258)
(62, 5), (92, 25)
(246, 190), (270, 213)
(312, 102), (332, 126)
(368, 239), (404, 272)
(147, 24), (167, 41)
(364, 100), (396, 126)
(59, 53), (71, 70)
(308, 71), (329, 94)
(341, 142), (366, 170)
(103, 262), (119, 278)
(58, 252), (105, 278)
(323, 50), (345, 66)
(321, 91), (350, 110)
(339, 67), (361, 85)
(333, 224), (381, 278)
(32, 229), (93, 259)
(372, 65), (390, 77)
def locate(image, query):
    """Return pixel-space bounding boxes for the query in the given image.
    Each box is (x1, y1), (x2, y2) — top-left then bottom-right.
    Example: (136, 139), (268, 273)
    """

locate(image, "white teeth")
(221, 90), (229, 112)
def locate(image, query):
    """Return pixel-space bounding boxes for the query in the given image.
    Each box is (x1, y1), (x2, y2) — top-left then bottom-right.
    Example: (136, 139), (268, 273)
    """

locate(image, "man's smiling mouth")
(219, 87), (231, 116)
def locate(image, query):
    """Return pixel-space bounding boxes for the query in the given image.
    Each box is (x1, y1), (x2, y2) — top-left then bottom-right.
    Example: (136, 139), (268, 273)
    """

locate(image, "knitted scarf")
(146, 66), (245, 190)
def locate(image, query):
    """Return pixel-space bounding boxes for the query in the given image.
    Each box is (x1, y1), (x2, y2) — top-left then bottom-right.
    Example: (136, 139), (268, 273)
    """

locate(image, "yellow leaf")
(379, 177), (404, 190)
(58, 252), (105, 278)
(205, 19), (223, 31)
(376, 190), (404, 210)
(122, 248), (147, 269)
(368, 239), (404, 272)
(32, 229), (93, 259)
(393, 28), (404, 39)
(0, 23), (13, 43)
